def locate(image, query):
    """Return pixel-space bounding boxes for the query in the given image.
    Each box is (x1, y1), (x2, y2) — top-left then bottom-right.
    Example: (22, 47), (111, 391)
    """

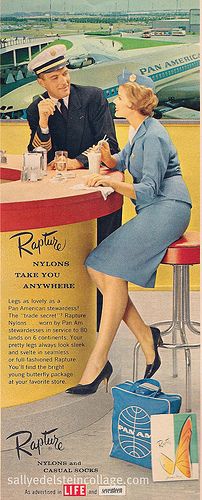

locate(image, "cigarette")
(39, 94), (45, 100)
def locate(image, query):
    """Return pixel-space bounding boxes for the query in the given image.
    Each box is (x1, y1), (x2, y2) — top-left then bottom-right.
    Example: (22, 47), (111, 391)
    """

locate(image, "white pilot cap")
(28, 44), (68, 75)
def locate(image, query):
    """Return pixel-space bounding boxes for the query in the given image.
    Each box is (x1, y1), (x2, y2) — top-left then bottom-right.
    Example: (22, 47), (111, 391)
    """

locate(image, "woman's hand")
(85, 173), (113, 188)
(85, 173), (136, 199)
(100, 141), (112, 163)
(100, 142), (117, 169)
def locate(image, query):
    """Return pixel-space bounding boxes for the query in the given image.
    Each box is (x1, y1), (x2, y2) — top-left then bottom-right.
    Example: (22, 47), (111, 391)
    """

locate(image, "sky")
(1, 0), (200, 15)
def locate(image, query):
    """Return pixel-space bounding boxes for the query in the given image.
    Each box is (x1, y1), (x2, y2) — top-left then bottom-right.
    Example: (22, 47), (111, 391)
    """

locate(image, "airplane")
(0, 42), (199, 119)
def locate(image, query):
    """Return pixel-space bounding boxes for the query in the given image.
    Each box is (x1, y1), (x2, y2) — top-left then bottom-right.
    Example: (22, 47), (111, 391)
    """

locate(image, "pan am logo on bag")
(118, 406), (151, 459)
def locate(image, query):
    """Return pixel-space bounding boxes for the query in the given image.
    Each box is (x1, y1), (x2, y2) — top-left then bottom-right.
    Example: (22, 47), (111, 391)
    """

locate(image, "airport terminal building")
(152, 9), (200, 34)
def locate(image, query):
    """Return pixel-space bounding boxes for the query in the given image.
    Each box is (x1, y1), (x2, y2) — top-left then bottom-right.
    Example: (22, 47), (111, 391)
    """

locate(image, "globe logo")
(118, 406), (151, 458)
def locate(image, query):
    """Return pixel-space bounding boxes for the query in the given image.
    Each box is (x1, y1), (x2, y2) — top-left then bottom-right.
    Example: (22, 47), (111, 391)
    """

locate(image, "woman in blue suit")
(66, 71), (192, 395)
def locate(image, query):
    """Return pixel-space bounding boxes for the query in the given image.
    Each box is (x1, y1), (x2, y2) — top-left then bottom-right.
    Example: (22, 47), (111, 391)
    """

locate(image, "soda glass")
(55, 151), (68, 178)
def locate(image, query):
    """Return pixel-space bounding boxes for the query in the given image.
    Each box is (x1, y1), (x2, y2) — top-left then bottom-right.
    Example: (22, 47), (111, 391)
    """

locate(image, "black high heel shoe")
(65, 361), (113, 395)
(144, 327), (163, 378)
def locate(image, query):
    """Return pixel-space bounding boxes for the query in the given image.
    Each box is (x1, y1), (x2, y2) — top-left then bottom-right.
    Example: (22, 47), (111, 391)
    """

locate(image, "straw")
(96, 136), (109, 152)
(82, 136), (109, 156)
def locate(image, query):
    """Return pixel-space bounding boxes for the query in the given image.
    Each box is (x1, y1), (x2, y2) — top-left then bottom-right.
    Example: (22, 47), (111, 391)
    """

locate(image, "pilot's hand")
(48, 158), (83, 170)
(38, 98), (56, 128)
(47, 160), (56, 170)
(67, 159), (83, 170)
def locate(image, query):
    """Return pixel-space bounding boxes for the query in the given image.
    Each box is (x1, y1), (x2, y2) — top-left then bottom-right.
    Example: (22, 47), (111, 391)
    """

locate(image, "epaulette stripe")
(35, 132), (43, 143)
(43, 140), (52, 146)
(33, 140), (52, 151)
(33, 134), (51, 147)
(35, 140), (52, 147)
(32, 137), (41, 144)
(32, 141), (52, 152)
(36, 133), (52, 146)
(32, 137), (42, 148)
(32, 140), (41, 148)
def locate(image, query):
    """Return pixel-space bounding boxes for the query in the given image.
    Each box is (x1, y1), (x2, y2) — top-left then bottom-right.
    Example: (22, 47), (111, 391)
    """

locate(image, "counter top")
(1, 155), (123, 231)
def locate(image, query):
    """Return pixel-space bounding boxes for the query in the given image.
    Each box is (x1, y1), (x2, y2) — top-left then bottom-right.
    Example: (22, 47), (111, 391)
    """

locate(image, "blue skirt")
(85, 199), (191, 288)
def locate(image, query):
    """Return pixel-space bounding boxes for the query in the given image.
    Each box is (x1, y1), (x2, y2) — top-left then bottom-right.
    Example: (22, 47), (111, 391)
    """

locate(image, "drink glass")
(21, 152), (42, 182)
(55, 151), (68, 177)
(33, 147), (47, 175)
(87, 151), (101, 174)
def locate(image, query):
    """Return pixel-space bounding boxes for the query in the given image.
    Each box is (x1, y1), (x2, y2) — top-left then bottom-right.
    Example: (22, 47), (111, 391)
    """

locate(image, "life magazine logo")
(63, 484), (87, 496)
(6, 427), (64, 460)
(118, 406), (151, 459)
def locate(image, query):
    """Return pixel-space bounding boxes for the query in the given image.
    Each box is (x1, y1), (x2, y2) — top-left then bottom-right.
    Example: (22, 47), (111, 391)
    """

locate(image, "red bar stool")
(133, 231), (200, 412)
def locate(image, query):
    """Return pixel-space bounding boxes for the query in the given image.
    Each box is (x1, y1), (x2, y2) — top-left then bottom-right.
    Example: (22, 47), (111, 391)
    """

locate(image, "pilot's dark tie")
(59, 99), (68, 121)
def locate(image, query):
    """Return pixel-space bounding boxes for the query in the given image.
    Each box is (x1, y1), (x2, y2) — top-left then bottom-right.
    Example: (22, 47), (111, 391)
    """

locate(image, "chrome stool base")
(133, 265), (200, 412)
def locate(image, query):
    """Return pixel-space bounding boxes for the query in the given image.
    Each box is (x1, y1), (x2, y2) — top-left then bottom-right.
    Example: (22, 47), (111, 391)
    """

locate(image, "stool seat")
(162, 231), (200, 265)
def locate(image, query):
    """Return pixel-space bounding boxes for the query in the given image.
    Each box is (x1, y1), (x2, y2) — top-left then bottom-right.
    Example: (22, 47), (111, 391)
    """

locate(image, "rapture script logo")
(10, 230), (67, 258)
(6, 427), (64, 460)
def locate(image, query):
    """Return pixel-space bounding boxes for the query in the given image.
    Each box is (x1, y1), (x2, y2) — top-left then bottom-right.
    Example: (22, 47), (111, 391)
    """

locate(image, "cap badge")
(129, 74), (137, 83)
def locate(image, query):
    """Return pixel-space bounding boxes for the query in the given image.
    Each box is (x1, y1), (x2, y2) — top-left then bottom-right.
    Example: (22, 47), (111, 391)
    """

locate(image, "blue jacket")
(114, 117), (192, 210)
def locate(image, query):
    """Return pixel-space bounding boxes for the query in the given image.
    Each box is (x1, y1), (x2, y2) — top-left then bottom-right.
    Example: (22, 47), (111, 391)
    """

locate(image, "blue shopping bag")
(110, 378), (182, 469)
